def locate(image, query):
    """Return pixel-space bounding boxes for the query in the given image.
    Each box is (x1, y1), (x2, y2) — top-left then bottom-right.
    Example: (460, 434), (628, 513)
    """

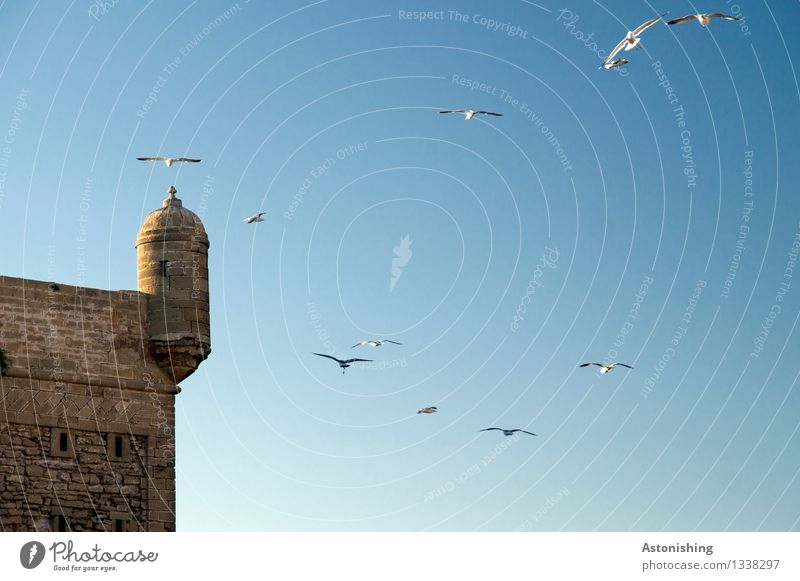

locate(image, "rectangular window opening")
(114, 436), (123, 458)
(51, 429), (73, 458)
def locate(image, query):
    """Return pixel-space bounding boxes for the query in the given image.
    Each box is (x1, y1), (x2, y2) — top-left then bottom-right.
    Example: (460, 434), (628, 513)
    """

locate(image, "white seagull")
(136, 156), (202, 167)
(479, 428), (537, 437)
(417, 406), (438, 414)
(439, 109), (503, 120)
(600, 58), (630, 70)
(244, 212), (266, 224)
(579, 362), (634, 374)
(604, 13), (667, 66)
(351, 339), (402, 348)
(667, 13), (739, 27)
(313, 353), (372, 375)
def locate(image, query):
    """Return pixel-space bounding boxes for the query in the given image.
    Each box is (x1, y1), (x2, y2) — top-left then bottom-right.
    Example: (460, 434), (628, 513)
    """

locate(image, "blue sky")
(1, 0), (799, 531)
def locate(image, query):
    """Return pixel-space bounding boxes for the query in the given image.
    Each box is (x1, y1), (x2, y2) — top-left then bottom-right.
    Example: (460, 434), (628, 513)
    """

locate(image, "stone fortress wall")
(0, 187), (210, 532)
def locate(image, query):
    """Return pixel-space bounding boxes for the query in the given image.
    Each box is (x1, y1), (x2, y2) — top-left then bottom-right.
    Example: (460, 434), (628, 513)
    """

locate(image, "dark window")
(107, 434), (129, 460)
(114, 519), (125, 532)
(53, 515), (68, 532)
(52, 430), (73, 458)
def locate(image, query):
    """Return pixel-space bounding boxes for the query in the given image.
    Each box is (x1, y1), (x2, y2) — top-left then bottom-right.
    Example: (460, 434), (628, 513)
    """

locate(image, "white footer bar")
(2, 532), (798, 580)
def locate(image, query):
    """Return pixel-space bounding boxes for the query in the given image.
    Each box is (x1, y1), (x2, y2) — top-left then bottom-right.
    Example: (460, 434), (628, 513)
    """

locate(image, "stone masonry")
(0, 187), (210, 532)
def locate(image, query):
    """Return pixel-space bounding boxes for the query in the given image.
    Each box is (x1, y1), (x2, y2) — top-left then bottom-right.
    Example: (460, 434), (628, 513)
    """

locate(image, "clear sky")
(1, 0), (799, 532)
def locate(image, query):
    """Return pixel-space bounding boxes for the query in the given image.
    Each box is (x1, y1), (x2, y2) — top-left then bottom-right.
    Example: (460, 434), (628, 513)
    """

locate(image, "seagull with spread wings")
(351, 339), (402, 348)
(600, 57), (630, 70)
(439, 109), (503, 120)
(667, 13), (739, 27)
(313, 353), (372, 375)
(244, 212), (266, 224)
(604, 13), (667, 66)
(479, 428), (537, 437)
(579, 362), (634, 374)
(136, 156), (202, 167)
(417, 406), (438, 414)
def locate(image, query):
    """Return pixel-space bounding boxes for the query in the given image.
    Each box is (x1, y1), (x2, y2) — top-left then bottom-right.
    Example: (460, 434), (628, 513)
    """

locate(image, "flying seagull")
(600, 58), (630, 70)
(313, 353), (372, 375)
(136, 156), (202, 167)
(244, 212), (266, 224)
(604, 13), (667, 66)
(667, 13), (739, 26)
(417, 406), (438, 414)
(351, 339), (403, 348)
(579, 362), (634, 374)
(439, 109), (503, 120)
(479, 428), (537, 437)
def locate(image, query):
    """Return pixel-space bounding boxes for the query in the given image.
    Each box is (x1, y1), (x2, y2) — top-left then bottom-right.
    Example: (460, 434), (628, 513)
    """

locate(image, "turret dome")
(135, 186), (208, 248)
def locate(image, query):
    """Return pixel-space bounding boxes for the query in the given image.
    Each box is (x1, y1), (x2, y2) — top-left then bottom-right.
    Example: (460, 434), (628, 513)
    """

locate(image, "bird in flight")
(313, 353), (372, 375)
(579, 362), (634, 374)
(136, 156), (202, 167)
(351, 339), (403, 348)
(479, 428), (537, 437)
(600, 57), (630, 70)
(439, 109), (503, 120)
(667, 13), (739, 26)
(604, 14), (666, 66)
(417, 406), (438, 414)
(244, 212), (266, 224)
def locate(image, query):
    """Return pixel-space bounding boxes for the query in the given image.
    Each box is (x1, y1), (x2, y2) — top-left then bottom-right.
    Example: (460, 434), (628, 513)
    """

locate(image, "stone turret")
(136, 185), (211, 383)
